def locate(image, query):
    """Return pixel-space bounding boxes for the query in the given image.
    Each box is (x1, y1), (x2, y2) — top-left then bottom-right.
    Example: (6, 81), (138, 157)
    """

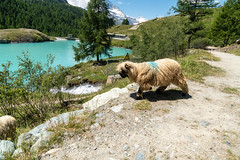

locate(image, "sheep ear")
(125, 63), (131, 70)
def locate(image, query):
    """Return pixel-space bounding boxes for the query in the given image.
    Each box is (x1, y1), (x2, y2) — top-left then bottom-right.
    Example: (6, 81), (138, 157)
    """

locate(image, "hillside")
(0, 28), (52, 43)
(15, 50), (240, 160)
(0, 0), (84, 37)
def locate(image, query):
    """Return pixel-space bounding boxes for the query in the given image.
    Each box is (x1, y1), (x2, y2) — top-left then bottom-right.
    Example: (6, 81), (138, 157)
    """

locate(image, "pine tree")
(122, 19), (129, 25)
(73, 0), (114, 64)
(172, 0), (218, 48)
(211, 0), (240, 46)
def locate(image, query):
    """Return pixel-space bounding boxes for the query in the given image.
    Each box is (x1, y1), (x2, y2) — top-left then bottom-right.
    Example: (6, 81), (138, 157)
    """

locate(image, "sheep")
(0, 115), (17, 140)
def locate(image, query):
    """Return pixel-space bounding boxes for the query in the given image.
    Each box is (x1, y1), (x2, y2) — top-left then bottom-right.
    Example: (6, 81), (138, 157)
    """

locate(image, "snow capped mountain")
(65, 0), (147, 25)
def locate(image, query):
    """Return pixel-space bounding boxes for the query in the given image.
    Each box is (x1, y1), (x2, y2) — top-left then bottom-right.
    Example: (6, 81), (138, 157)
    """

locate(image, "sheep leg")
(156, 86), (168, 95)
(136, 87), (143, 100)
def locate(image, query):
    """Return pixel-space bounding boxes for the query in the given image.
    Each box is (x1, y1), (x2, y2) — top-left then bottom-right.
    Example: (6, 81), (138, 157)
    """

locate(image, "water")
(0, 40), (131, 71)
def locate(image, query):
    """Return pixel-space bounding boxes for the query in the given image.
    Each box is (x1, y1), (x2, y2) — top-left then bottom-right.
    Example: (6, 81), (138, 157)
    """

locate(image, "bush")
(191, 38), (213, 49)
(0, 52), (70, 126)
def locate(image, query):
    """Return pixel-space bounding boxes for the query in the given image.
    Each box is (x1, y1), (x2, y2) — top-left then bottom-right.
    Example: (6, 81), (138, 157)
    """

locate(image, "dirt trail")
(41, 51), (240, 160)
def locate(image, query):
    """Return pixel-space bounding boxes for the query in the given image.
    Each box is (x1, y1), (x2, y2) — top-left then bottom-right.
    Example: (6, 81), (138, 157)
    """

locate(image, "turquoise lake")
(0, 40), (131, 71)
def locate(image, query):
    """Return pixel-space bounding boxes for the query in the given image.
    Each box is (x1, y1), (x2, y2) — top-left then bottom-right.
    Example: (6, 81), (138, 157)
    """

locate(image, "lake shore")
(0, 28), (53, 43)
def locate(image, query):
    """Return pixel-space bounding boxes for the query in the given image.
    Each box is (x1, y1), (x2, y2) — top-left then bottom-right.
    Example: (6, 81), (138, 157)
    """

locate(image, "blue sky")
(110, 0), (227, 20)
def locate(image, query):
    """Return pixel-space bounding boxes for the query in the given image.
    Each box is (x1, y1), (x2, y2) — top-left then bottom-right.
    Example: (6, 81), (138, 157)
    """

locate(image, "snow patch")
(65, 0), (147, 25)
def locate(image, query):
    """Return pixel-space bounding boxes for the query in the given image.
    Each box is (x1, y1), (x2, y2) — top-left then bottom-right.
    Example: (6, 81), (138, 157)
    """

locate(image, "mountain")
(0, 0), (84, 36)
(66, 0), (147, 25)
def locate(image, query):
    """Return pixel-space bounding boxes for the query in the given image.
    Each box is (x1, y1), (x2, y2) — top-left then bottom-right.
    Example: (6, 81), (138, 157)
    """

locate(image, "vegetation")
(0, 28), (52, 43)
(122, 19), (130, 25)
(130, 16), (187, 60)
(177, 49), (224, 82)
(73, 0), (114, 63)
(222, 87), (240, 96)
(211, 0), (240, 46)
(133, 100), (152, 110)
(227, 47), (240, 56)
(172, 0), (218, 49)
(0, 52), (70, 126)
(0, 0), (84, 37)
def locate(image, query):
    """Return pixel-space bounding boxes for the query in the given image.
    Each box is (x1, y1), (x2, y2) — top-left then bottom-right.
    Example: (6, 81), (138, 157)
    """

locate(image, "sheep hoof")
(136, 95), (143, 100)
(182, 93), (187, 96)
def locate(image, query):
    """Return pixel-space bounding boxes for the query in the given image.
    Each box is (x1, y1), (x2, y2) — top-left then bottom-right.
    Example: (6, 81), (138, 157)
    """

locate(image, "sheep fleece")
(116, 58), (189, 93)
(0, 115), (16, 140)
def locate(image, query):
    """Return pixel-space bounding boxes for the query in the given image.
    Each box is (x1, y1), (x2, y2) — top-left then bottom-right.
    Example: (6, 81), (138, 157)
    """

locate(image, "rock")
(83, 88), (128, 111)
(122, 144), (129, 151)
(90, 123), (100, 129)
(30, 131), (53, 152)
(225, 140), (232, 146)
(106, 75), (121, 85)
(96, 112), (104, 118)
(111, 104), (123, 113)
(15, 109), (84, 154)
(0, 140), (15, 158)
(199, 121), (210, 127)
(136, 151), (145, 160)
(12, 148), (24, 157)
(126, 83), (139, 91)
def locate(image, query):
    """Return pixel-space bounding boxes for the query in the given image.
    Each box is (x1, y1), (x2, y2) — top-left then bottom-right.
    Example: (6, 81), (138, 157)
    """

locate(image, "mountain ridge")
(66, 0), (147, 25)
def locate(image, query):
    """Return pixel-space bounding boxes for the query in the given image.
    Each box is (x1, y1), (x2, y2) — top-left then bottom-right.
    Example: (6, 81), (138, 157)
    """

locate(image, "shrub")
(191, 38), (213, 49)
(0, 52), (70, 126)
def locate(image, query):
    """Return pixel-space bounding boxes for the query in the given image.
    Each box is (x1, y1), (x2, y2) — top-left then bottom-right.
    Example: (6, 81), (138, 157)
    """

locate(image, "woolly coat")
(0, 115), (17, 140)
(117, 58), (188, 93)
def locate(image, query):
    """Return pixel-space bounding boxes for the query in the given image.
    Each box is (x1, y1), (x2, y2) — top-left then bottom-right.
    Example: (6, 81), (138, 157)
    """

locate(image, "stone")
(12, 148), (24, 157)
(0, 140), (15, 157)
(15, 109), (84, 154)
(111, 104), (123, 113)
(106, 75), (121, 85)
(199, 121), (210, 127)
(30, 131), (53, 152)
(126, 83), (139, 91)
(83, 88), (128, 111)
(122, 144), (129, 151)
(136, 151), (145, 160)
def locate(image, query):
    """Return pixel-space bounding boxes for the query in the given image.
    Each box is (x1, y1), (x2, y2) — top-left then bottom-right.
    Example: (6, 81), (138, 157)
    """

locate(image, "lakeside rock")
(0, 28), (52, 43)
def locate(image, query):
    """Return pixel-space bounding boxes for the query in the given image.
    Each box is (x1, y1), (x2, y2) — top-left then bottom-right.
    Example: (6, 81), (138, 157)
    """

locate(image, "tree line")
(0, 0), (84, 37)
(129, 0), (240, 61)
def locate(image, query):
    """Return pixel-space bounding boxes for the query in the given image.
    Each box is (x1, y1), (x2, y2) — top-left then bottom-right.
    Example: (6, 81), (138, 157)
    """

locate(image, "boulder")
(14, 109), (84, 155)
(83, 88), (128, 111)
(0, 140), (15, 158)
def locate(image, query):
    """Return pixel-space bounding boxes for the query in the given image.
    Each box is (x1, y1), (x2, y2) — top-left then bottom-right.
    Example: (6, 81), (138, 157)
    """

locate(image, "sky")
(109, 0), (227, 20)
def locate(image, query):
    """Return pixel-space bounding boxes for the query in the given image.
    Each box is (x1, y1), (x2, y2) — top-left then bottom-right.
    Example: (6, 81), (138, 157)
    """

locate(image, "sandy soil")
(41, 51), (240, 160)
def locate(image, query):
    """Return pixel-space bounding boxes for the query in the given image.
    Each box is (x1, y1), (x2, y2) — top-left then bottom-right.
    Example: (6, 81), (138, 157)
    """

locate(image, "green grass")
(133, 100), (152, 111)
(228, 47), (240, 56)
(222, 87), (240, 96)
(107, 25), (135, 35)
(177, 49), (224, 82)
(0, 29), (50, 43)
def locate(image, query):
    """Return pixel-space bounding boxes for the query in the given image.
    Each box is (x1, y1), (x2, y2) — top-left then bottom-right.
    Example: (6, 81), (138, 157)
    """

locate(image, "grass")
(227, 149), (240, 160)
(227, 46), (240, 56)
(177, 49), (224, 82)
(222, 87), (240, 96)
(133, 100), (152, 111)
(0, 28), (51, 43)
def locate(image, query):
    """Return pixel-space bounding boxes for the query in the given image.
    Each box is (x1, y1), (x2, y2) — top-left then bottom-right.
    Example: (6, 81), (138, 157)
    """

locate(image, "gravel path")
(41, 51), (240, 160)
